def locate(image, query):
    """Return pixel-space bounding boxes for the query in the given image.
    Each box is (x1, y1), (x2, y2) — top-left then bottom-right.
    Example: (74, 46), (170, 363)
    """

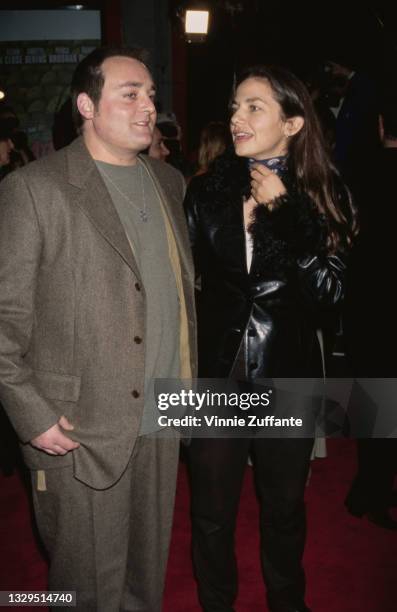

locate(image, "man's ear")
(284, 116), (304, 138)
(76, 93), (95, 120)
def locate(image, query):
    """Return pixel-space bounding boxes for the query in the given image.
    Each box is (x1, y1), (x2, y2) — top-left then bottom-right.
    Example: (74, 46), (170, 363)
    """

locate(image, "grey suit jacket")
(0, 137), (197, 489)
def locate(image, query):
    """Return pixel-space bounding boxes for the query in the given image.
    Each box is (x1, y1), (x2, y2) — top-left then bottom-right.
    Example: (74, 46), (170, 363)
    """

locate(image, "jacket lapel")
(66, 137), (142, 279)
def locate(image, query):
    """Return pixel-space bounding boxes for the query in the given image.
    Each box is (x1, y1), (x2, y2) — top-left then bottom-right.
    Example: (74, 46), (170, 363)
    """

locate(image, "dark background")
(2, 1), (397, 152)
(177, 2), (397, 148)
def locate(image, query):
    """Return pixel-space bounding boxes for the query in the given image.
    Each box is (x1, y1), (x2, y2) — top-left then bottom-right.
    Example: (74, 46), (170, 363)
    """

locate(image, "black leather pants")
(187, 436), (314, 612)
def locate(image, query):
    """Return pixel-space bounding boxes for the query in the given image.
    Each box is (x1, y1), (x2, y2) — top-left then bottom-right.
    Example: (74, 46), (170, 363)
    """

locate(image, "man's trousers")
(31, 433), (179, 612)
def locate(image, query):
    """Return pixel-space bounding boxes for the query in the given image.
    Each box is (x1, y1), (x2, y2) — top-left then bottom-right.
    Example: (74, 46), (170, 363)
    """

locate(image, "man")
(344, 80), (397, 529)
(0, 47), (196, 610)
(324, 58), (379, 199)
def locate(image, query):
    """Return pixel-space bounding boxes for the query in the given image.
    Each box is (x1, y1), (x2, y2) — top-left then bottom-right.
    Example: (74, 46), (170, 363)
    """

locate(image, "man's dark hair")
(70, 46), (149, 130)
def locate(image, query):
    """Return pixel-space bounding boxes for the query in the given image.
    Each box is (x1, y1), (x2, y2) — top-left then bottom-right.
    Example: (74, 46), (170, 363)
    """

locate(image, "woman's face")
(230, 77), (289, 160)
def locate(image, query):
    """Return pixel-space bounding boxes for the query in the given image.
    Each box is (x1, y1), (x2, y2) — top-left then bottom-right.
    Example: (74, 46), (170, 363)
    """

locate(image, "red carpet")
(1, 439), (396, 611)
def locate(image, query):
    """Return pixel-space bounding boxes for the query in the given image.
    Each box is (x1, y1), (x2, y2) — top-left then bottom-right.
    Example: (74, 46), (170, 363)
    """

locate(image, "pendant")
(140, 209), (148, 222)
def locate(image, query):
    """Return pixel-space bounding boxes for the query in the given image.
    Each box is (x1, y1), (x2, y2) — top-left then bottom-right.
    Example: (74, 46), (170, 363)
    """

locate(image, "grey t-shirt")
(96, 159), (180, 434)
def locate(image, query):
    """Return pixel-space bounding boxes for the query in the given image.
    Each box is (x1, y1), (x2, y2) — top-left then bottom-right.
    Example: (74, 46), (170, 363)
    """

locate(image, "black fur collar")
(207, 150), (326, 238)
(197, 148), (251, 207)
(195, 149), (328, 278)
(249, 190), (328, 279)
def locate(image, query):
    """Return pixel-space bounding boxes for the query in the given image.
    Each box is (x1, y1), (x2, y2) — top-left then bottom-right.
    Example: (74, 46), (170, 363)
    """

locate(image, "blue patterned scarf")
(248, 155), (288, 178)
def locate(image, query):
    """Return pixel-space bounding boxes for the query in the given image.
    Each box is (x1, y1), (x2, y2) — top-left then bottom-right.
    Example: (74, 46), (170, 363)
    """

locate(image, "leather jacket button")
(249, 362), (258, 371)
(131, 390), (140, 398)
(135, 282), (141, 291)
(134, 336), (143, 344)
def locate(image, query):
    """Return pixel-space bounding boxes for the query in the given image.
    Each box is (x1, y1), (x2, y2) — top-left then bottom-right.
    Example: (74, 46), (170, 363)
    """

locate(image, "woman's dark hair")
(234, 65), (358, 250)
(70, 46), (148, 131)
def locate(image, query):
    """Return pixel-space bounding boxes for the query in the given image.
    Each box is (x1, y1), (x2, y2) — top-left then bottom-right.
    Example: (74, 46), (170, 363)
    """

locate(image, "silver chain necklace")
(100, 162), (148, 222)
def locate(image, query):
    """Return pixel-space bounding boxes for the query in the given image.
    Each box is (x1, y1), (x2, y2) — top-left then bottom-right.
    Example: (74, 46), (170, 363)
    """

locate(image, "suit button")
(249, 362), (258, 371)
(135, 282), (141, 291)
(134, 336), (143, 344)
(131, 390), (140, 398)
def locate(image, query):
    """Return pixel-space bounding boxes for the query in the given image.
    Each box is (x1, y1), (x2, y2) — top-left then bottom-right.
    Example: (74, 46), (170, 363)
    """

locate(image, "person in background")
(323, 57), (380, 200)
(157, 115), (194, 178)
(184, 65), (357, 612)
(0, 103), (35, 169)
(148, 125), (170, 162)
(194, 121), (232, 176)
(0, 119), (19, 475)
(344, 78), (397, 530)
(9, 130), (35, 168)
(0, 103), (19, 139)
(0, 46), (196, 611)
(0, 120), (14, 179)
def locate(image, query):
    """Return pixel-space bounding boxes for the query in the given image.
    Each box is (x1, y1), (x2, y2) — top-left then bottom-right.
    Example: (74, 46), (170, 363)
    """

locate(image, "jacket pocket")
(32, 369), (81, 403)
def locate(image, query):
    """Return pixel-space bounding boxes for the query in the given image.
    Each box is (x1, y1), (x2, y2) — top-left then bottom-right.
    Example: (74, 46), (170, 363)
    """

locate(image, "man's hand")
(250, 164), (286, 209)
(30, 416), (80, 456)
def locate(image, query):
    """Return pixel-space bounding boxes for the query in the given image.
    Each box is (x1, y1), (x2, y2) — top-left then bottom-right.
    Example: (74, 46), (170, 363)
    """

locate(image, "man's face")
(0, 138), (13, 167)
(83, 56), (157, 162)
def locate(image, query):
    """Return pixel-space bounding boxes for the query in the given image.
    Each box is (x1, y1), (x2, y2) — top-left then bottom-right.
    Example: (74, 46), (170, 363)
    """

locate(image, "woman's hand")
(250, 164), (286, 210)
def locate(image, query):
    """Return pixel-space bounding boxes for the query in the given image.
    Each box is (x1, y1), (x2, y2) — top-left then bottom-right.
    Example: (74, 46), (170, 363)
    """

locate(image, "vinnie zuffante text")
(156, 389), (303, 429)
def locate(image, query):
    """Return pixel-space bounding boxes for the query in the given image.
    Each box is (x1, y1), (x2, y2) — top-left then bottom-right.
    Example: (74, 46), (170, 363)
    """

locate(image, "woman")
(184, 65), (357, 612)
(195, 121), (232, 176)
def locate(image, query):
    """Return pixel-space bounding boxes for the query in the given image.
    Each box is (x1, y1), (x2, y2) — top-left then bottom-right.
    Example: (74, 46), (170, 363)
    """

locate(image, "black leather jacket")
(184, 153), (347, 379)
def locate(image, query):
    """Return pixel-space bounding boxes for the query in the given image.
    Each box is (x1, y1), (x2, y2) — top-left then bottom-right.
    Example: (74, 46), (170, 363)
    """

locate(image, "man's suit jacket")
(0, 137), (197, 489)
